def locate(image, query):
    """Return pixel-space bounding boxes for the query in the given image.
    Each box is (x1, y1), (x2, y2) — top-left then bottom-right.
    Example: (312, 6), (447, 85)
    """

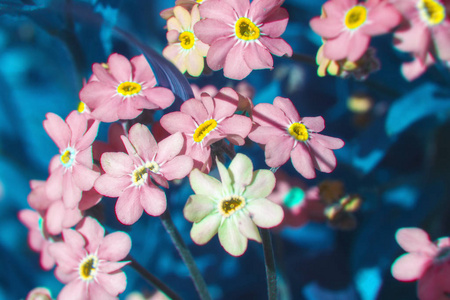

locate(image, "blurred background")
(1, 0), (450, 299)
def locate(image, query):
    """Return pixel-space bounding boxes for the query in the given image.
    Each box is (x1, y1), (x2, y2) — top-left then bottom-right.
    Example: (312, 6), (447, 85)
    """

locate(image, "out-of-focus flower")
(194, 0), (293, 80)
(160, 0), (208, 20)
(26, 287), (53, 300)
(125, 291), (170, 300)
(316, 44), (380, 80)
(248, 97), (344, 179)
(401, 52), (437, 81)
(310, 0), (401, 61)
(184, 154), (284, 256)
(160, 87), (252, 172)
(163, 5), (209, 77)
(95, 124), (193, 225)
(92, 122), (127, 161)
(267, 171), (325, 228)
(392, 0), (450, 68)
(391, 227), (450, 299)
(49, 217), (131, 299)
(43, 112), (100, 209)
(18, 209), (56, 270)
(79, 53), (175, 122)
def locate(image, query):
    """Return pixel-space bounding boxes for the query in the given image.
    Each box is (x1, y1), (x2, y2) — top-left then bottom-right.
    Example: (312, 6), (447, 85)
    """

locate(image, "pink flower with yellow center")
(194, 0), (293, 80)
(248, 97), (344, 179)
(163, 5), (209, 77)
(43, 112), (100, 209)
(79, 53), (175, 122)
(160, 87), (253, 172)
(49, 217), (131, 299)
(391, 227), (450, 299)
(94, 124), (193, 225)
(310, 0), (401, 61)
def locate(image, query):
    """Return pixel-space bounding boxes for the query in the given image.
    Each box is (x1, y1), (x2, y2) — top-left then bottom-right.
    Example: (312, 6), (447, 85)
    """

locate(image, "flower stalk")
(160, 209), (212, 300)
(261, 228), (278, 300)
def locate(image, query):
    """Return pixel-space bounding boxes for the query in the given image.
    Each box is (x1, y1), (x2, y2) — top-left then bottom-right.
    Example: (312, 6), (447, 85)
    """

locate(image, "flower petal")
(98, 232), (131, 261)
(391, 253), (431, 281)
(237, 213), (262, 242)
(184, 194), (216, 223)
(243, 169), (276, 199)
(190, 213), (222, 245)
(246, 198), (284, 228)
(140, 184), (167, 217)
(291, 143), (316, 179)
(218, 218), (248, 256)
(396, 228), (437, 255)
(115, 188), (143, 225)
(189, 168), (223, 198)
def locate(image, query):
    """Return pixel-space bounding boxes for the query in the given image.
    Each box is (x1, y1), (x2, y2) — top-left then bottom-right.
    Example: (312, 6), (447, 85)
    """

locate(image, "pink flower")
(160, 87), (253, 171)
(194, 0), (293, 80)
(95, 124), (193, 225)
(92, 122), (127, 161)
(79, 53), (175, 122)
(267, 171), (326, 228)
(310, 0), (401, 61)
(163, 5), (210, 77)
(44, 112), (100, 209)
(18, 209), (55, 270)
(49, 217), (131, 299)
(248, 97), (344, 179)
(391, 227), (450, 299)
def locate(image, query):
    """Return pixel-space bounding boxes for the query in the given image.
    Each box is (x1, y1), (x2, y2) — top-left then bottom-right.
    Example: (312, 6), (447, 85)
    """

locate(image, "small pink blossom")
(163, 5), (209, 77)
(248, 97), (344, 179)
(79, 53), (175, 122)
(391, 227), (450, 299)
(160, 87), (252, 171)
(44, 111), (100, 209)
(310, 0), (401, 61)
(194, 0), (293, 80)
(49, 217), (131, 300)
(18, 209), (55, 270)
(95, 124), (193, 225)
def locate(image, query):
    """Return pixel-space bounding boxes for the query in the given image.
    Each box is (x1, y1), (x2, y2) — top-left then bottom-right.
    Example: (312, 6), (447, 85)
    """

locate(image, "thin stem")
(160, 209), (212, 300)
(261, 228), (277, 300)
(127, 255), (181, 300)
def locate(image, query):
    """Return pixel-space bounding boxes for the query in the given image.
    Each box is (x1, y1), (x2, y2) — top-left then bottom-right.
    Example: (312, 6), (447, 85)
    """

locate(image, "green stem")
(261, 228), (277, 300)
(160, 209), (212, 300)
(127, 256), (181, 300)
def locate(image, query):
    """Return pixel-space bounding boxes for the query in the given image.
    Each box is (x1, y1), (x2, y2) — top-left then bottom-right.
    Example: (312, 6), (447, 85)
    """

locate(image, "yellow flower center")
(235, 17), (260, 41)
(418, 0), (446, 26)
(345, 6), (367, 30)
(145, 161), (160, 173)
(179, 31), (195, 50)
(193, 119), (217, 143)
(288, 123), (309, 141)
(196, 0), (203, 3)
(117, 82), (142, 96)
(132, 166), (148, 186)
(79, 255), (98, 281)
(60, 148), (76, 168)
(219, 195), (246, 217)
(77, 101), (86, 113)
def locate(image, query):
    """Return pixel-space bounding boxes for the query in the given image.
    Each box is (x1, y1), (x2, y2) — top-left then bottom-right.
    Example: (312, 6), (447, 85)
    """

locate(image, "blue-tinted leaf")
(386, 83), (450, 136)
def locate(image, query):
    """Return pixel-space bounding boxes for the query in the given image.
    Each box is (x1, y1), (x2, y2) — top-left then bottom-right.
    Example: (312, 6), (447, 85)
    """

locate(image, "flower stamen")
(418, 0), (446, 26)
(235, 17), (260, 41)
(117, 82), (142, 96)
(345, 6), (367, 30)
(60, 147), (76, 168)
(179, 31), (195, 49)
(132, 166), (148, 186)
(79, 255), (98, 281)
(288, 123), (309, 142)
(193, 119), (218, 143)
(218, 195), (246, 217)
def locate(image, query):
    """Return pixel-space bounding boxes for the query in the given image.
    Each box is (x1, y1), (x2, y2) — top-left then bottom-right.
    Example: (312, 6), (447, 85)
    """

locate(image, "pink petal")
(347, 32), (371, 62)
(142, 86), (175, 110)
(273, 97), (300, 122)
(76, 120), (100, 150)
(131, 54), (156, 87)
(160, 111), (196, 134)
(313, 133), (344, 149)
(206, 37), (236, 71)
(194, 18), (231, 45)
(107, 53), (132, 83)
(95, 272), (127, 297)
(248, 125), (285, 144)
(243, 42), (274, 70)
(291, 143), (316, 179)
(72, 164), (99, 191)
(308, 139), (337, 173)
(434, 25), (450, 61)
(259, 36), (293, 57)
(256, 6), (289, 37)
(43, 113), (70, 150)
(63, 172), (82, 209)
(94, 174), (131, 197)
(155, 132), (184, 164)
(98, 231), (131, 261)
(198, 0), (237, 24)
(78, 188), (103, 211)
(45, 165), (64, 200)
(223, 43), (253, 80)
(140, 184), (167, 216)
(88, 282), (117, 300)
(391, 253), (431, 281)
(361, 2), (401, 36)
(76, 217), (105, 253)
(100, 152), (134, 176)
(160, 155), (193, 180)
(128, 124), (157, 161)
(396, 228), (437, 254)
(323, 31), (351, 61)
(246, 198), (284, 228)
(45, 201), (65, 235)
(265, 135), (294, 168)
(309, 16), (344, 39)
(115, 188), (143, 225)
(252, 102), (290, 128)
(91, 63), (117, 86)
(219, 114), (252, 140)
(57, 280), (87, 300)
(65, 111), (87, 146)
(212, 87), (240, 119)
(302, 116), (325, 132)
(249, 0), (283, 23)
(181, 98), (209, 124)
(394, 23), (429, 62)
